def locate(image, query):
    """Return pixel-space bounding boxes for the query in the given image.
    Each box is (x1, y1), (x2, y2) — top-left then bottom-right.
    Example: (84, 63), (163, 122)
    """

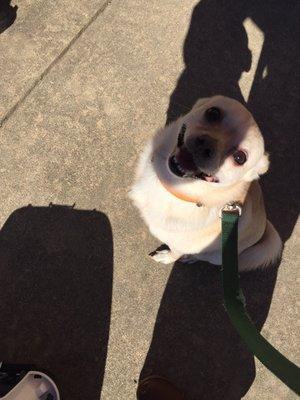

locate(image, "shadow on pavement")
(141, 0), (299, 398)
(167, 0), (299, 244)
(0, 204), (113, 400)
(140, 262), (278, 399)
(0, 1), (18, 34)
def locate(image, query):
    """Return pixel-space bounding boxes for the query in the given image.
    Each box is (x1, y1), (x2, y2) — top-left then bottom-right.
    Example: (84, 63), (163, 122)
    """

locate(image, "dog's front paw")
(149, 244), (176, 264)
(149, 249), (175, 264)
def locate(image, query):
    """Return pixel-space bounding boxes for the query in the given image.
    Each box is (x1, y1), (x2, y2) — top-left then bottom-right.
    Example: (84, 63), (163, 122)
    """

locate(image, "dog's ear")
(244, 152), (269, 181)
(257, 152), (270, 175)
(192, 97), (210, 110)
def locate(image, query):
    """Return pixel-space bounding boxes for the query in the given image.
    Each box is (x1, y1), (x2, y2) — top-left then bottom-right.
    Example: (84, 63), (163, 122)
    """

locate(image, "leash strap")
(221, 209), (300, 395)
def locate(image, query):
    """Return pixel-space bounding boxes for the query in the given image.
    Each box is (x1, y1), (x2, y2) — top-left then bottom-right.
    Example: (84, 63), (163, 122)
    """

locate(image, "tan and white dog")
(130, 96), (282, 271)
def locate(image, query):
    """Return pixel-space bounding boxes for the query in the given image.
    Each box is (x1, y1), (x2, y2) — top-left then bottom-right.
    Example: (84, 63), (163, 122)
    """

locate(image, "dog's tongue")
(175, 147), (197, 171)
(204, 175), (215, 182)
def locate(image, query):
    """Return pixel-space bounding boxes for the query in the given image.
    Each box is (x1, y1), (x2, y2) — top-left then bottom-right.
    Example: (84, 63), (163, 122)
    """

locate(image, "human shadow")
(167, 0), (299, 243)
(166, 0), (250, 124)
(0, 204), (113, 400)
(140, 0), (299, 398)
(246, 1), (300, 243)
(140, 262), (278, 399)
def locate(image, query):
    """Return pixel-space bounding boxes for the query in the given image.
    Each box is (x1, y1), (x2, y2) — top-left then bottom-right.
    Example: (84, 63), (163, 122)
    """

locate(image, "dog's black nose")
(205, 107), (222, 123)
(194, 135), (216, 158)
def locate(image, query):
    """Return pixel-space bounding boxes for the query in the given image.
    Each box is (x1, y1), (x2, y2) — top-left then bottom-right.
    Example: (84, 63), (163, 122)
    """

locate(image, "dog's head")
(152, 96), (269, 195)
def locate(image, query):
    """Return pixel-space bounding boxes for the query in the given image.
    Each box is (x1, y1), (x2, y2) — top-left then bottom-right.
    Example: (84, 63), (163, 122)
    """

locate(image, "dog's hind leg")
(239, 220), (282, 272)
(149, 244), (182, 265)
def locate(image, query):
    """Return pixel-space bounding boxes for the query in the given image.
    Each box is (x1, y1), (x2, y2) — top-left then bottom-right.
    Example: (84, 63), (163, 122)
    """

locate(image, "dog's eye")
(233, 150), (247, 165)
(205, 107), (222, 123)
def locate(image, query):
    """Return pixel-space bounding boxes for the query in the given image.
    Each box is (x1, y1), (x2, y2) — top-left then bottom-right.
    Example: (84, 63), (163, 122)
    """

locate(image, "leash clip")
(219, 202), (242, 218)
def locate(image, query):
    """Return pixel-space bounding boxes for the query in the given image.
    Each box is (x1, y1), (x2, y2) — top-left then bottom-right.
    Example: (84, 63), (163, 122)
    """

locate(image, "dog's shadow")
(140, 1), (299, 398)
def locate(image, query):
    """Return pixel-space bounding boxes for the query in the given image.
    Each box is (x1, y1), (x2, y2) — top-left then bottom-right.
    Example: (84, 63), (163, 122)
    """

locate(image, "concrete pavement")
(0, 0), (299, 399)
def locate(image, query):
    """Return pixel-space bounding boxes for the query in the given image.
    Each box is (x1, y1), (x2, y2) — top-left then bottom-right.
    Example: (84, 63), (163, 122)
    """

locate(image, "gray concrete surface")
(0, 0), (108, 122)
(0, 0), (299, 399)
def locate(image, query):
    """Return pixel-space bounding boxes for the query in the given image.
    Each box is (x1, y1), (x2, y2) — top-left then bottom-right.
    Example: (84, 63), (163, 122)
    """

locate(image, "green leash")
(221, 204), (300, 395)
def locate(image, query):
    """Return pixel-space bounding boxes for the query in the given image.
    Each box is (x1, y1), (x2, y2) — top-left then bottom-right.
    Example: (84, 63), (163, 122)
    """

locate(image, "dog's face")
(152, 96), (269, 192)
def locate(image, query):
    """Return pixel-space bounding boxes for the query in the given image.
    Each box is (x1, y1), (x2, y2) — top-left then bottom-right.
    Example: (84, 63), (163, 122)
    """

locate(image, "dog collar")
(158, 176), (250, 209)
(159, 179), (203, 207)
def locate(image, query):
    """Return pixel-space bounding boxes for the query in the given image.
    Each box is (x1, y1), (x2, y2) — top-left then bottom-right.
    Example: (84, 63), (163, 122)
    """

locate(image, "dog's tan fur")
(130, 96), (282, 271)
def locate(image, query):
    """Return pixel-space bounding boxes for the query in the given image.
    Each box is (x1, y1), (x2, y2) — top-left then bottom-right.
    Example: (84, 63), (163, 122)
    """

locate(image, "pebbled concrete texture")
(0, 0), (109, 122)
(0, 0), (299, 399)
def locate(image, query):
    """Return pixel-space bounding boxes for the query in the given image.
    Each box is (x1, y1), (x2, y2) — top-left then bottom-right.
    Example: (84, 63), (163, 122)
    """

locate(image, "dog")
(129, 96), (282, 271)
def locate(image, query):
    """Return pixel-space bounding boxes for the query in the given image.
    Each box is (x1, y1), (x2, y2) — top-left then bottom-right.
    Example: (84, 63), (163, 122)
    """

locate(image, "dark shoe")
(137, 376), (184, 400)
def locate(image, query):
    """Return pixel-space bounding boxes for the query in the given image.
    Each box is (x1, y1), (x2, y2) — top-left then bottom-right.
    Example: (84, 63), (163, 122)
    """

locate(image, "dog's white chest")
(130, 173), (221, 255)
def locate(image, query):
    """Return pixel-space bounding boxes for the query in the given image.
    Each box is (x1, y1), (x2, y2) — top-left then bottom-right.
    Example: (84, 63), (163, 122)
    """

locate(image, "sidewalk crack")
(0, 0), (113, 127)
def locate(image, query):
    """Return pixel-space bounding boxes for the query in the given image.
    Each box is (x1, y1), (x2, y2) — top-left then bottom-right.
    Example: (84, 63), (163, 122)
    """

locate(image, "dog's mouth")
(168, 149), (219, 183)
(168, 124), (219, 183)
